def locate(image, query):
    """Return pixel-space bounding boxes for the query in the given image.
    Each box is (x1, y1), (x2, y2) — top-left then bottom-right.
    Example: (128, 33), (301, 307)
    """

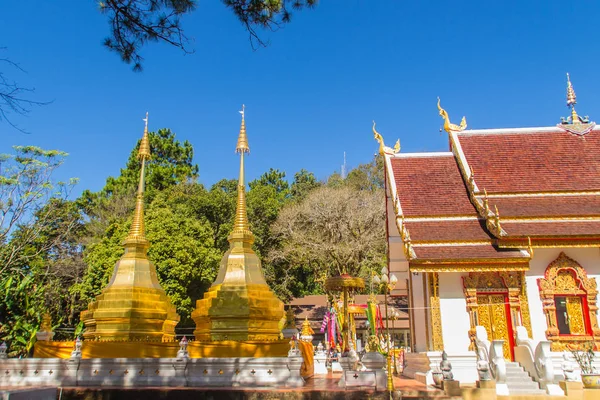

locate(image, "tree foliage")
(268, 185), (386, 300)
(98, 0), (319, 70)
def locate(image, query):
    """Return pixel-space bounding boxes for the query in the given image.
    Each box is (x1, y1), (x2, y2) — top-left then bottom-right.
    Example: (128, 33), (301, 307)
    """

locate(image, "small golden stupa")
(192, 106), (285, 340)
(80, 113), (180, 341)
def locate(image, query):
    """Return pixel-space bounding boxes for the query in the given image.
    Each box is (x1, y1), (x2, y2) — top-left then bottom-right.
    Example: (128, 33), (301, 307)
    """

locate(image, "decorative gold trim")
(423, 274), (430, 350)
(412, 241), (495, 246)
(475, 190), (600, 198)
(411, 264), (529, 273)
(518, 271), (533, 339)
(498, 238), (600, 249)
(492, 216), (600, 222)
(537, 252), (600, 351)
(429, 272), (444, 351)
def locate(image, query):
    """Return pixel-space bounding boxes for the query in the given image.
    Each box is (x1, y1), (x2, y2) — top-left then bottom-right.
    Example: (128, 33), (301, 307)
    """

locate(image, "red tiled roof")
(412, 244), (527, 260)
(457, 130), (600, 193)
(391, 156), (477, 216)
(489, 195), (600, 217)
(404, 219), (492, 242)
(500, 221), (600, 237)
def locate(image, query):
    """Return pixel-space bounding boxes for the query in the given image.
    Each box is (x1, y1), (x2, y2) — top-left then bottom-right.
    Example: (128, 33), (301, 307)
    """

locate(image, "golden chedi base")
(81, 286), (179, 342)
(34, 339), (290, 359)
(192, 283), (285, 341)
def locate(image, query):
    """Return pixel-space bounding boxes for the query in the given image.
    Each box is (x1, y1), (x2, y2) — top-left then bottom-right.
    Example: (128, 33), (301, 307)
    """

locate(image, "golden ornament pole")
(374, 267), (398, 399)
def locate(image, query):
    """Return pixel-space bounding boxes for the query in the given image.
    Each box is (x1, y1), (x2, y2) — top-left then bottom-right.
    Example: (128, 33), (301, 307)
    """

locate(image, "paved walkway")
(3, 373), (453, 400)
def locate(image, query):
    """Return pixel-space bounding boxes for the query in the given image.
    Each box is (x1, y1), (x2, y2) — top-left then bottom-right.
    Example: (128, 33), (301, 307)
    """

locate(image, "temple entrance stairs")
(504, 362), (547, 396)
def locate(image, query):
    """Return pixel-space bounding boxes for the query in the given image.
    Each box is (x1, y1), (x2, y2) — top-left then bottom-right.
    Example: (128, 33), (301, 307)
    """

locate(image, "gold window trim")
(537, 252), (600, 351)
(429, 272), (444, 351)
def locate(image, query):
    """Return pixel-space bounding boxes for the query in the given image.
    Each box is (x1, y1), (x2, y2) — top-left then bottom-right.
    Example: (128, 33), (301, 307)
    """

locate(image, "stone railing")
(474, 325), (505, 383)
(489, 340), (506, 383)
(513, 326), (564, 395)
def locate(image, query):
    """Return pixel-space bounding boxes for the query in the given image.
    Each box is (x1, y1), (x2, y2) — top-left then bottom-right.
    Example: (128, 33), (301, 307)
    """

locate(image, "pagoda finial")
(236, 104), (249, 154)
(566, 73), (579, 123)
(559, 74), (594, 133)
(230, 106), (254, 243)
(124, 113), (151, 247)
(566, 73), (576, 107)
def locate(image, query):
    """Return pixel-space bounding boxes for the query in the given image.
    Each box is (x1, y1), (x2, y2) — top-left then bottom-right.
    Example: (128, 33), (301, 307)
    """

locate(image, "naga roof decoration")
(438, 97), (467, 133)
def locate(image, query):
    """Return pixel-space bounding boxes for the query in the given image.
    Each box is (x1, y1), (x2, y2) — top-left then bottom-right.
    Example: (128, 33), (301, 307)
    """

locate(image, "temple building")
(380, 74), (600, 370)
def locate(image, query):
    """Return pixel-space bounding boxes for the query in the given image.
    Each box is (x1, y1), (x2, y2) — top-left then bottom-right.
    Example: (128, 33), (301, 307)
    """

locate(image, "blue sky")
(1, 1), (599, 197)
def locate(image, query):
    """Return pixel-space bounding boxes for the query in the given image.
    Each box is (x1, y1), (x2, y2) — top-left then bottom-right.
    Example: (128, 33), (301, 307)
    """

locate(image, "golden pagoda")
(80, 113), (180, 341)
(192, 106), (285, 341)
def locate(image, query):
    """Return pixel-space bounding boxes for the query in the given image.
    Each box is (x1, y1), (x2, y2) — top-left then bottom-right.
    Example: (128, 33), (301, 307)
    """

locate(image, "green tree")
(345, 155), (384, 192)
(80, 128), (198, 238)
(290, 168), (321, 200)
(196, 179), (238, 252)
(75, 183), (220, 326)
(247, 169), (289, 258)
(0, 146), (78, 277)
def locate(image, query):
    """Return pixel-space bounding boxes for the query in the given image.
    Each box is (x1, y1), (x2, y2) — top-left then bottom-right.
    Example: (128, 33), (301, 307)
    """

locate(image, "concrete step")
(506, 388), (547, 395)
(506, 381), (542, 389)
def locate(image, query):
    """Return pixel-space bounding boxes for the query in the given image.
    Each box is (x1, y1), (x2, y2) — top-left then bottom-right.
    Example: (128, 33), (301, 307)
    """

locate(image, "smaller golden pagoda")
(80, 113), (179, 341)
(192, 106), (285, 341)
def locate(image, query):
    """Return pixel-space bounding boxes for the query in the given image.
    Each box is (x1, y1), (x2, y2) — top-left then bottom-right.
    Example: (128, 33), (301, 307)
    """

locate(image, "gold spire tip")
(139, 112), (151, 159)
(236, 104), (250, 154)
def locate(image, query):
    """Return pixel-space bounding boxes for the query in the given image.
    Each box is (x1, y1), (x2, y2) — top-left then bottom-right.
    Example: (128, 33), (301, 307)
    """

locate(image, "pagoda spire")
(80, 112), (179, 342)
(229, 105), (254, 243)
(124, 112), (151, 247)
(191, 106), (284, 341)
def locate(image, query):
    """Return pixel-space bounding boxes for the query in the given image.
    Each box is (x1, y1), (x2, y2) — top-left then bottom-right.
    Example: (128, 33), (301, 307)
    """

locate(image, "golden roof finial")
(560, 73), (593, 130)
(124, 113), (151, 247)
(229, 106), (254, 243)
(566, 73), (579, 123)
(437, 97), (467, 133)
(236, 104), (249, 154)
(566, 73), (576, 106)
(527, 237), (534, 258)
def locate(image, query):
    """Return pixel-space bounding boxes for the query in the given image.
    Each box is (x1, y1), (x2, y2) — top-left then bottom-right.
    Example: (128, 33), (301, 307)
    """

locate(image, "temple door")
(476, 294), (513, 360)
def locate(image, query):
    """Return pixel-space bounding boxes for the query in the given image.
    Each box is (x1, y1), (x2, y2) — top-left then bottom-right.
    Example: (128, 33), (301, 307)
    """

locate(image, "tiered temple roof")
(383, 76), (600, 271)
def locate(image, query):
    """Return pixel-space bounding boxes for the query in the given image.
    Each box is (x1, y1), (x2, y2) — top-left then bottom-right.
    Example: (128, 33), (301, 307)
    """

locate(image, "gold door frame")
(463, 272), (532, 352)
(537, 252), (600, 351)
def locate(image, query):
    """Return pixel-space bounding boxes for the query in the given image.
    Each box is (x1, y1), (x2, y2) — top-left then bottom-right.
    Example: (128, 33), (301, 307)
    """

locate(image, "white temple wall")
(525, 247), (600, 343)
(410, 272), (428, 352)
(438, 272), (471, 354)
(387, 200), (409, 296)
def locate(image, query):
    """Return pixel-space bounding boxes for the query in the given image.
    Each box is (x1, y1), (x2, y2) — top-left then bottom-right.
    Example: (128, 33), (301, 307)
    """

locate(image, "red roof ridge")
(458, 125), (600, 136)
(390, 152), (453, 159)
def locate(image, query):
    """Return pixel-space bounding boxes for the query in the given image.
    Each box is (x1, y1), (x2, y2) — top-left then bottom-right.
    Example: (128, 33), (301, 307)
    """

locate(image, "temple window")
(537, 252), (600, 351)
